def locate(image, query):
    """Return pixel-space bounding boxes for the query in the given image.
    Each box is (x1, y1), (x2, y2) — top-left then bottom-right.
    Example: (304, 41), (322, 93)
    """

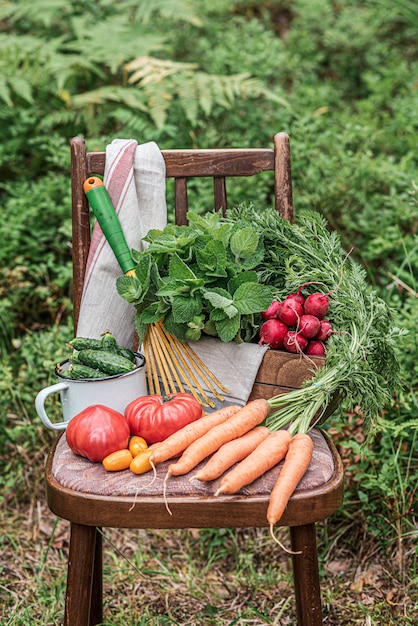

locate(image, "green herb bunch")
(116, 211), (274, 344)
(227, 205), (404, 436)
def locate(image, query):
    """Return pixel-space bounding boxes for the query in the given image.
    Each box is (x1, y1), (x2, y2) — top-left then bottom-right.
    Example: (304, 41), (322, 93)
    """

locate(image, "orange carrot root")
(267, 432), (314, 526)
(269, 523), (302, 554)
(193, 426), (271, 482)
(163, 469), (172, 515)
(168, 399), (270, 477)
(214, 429), (292, 496)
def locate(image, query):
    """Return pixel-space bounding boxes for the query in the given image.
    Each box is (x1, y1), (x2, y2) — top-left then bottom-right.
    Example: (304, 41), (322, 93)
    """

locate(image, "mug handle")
(35, 382), (69, 430)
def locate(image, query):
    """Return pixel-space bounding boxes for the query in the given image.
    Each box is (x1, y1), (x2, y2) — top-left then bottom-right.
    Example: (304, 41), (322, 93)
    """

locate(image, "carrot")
(149, 404), (242, 466)
(191, 426), (270, 482)
(267, 432), (314, 528)
(214, 429), (292, 496)
(168, 398), (270, 477)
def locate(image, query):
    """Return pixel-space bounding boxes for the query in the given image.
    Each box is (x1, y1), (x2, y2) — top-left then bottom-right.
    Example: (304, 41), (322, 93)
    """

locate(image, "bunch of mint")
(116, 211), (274, 343)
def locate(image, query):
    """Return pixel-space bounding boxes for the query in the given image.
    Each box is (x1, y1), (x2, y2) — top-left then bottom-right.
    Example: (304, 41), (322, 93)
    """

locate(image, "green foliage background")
(0, 0), (417, 590)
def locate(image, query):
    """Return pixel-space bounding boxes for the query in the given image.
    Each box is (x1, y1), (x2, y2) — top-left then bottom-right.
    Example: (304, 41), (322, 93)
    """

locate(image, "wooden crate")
(249, 350), (324, 401)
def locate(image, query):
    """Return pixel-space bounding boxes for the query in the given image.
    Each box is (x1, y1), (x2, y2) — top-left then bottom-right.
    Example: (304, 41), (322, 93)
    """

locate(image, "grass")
(1, 430), (417, 626)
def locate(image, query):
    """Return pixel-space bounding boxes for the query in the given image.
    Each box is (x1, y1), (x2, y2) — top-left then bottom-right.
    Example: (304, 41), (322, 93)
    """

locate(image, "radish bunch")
(258, 289), (334, 356)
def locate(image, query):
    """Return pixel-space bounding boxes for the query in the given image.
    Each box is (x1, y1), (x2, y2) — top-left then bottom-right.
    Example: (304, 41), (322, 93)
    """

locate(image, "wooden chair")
(45, 133), (344, 626)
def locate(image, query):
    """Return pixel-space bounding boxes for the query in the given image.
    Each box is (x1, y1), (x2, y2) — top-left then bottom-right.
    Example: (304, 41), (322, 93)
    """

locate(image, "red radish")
(259, 319), (288, 349)
(303, 293), (329, 319)
(298, 314), (321, 339)
(306, 340), (326, 355)
(277, 299), (303, 326)
(283, 331), (308, 353)
(261, 300), (281, 321)
(316, 319), (333, 341)
(286, 292), (305, 306)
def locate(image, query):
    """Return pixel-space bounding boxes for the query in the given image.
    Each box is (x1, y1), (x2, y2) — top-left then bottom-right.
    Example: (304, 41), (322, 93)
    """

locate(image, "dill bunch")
(228, 205), (403, 437)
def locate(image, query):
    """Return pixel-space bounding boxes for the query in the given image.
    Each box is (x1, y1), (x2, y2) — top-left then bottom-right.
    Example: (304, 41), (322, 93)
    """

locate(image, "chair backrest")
(70, 133), (293, 329)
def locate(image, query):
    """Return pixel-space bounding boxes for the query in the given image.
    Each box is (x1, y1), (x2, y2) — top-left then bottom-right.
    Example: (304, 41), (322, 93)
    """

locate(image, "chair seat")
(46, 428), (342, 529)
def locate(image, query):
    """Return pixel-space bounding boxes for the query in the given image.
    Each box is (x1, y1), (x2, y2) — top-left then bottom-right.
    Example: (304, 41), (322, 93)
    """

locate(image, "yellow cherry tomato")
(129, 436), (148, 457)
(129, 448), (153, 475)
(102, 448), (133, 472)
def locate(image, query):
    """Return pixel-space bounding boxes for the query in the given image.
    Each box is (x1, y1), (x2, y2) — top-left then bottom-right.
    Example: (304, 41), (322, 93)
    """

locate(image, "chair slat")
(174, 177), (188, 225)
(214, 177), (227, 214)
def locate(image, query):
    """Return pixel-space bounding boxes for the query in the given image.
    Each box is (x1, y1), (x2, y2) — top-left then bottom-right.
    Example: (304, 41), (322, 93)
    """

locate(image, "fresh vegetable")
(129, 436), (148, 456)
(102, 448), (133, 472)
(149, 404), (242, 466)
(298, 314), (321, 339)
(303, 292), (330, 319)
(192, 425), (270, 482)
(214, 429), (292, 496)
(306, 340), (326, 355)
(277, 298), (303, 326)
(283, 331), (308, 353)
(258, 318), (288, 349)
(286, 293), (305, 306)
(261, 300), (281, 321)
(168, 399), (270, 477)
(259, 291), (332, 355)
(116, 210), (274, 344)
(266, 433), (314, 527)
(118, 346), (136, 362)
(75, 349), (135, 376)
(67, 337), (102, 351)
(67, 363), (108, 379)
(63, 332), (137, 378)
(316, 319), (333, 341)
(125, 392), (203, 445)
(66, 405), (130, 463)
(100, 330), (119, 353)
(130, 449), (154, 474)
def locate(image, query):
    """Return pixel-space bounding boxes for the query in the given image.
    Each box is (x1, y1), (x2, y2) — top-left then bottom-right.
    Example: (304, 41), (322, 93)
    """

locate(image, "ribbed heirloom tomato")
(125, 392), (203, 444)
(66, 404), (130, 463)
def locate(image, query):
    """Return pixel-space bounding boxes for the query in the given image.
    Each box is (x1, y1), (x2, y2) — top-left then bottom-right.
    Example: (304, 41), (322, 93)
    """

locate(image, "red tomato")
(125, 393), (203, 444)
(66, 404), (130, 463)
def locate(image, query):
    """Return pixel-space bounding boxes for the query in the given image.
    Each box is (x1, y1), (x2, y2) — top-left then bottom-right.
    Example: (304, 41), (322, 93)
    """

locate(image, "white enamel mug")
(35, 353), (147, 430)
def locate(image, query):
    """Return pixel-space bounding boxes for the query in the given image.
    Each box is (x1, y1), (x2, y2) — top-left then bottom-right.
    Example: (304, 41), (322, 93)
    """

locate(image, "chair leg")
(89, 528), (103, 626)
(64, 523), (101, 626)
(290, 523), (323, 626)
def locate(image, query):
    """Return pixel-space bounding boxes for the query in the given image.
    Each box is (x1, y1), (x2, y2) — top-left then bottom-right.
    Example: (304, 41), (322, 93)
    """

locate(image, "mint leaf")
(139, 302), (165, 324)
(233, 282), (274, 314)
(204, 288), (238, 319)
(116, 275), (142, 303)
(228, 270), (258, 294)
(195, 240), (228, 277)
(209, 307), (229, 322)
(134, 311), (149, 344)
(172, 293), (203, 323)
(169, 253), (196, 280)
(230, 226), (259, 260)
(215, 314), (241, 342)
(163, 313), (189, 341)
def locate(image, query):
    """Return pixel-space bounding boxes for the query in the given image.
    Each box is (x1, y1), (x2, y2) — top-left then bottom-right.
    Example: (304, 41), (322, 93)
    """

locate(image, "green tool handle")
(83, 177), (135, 275)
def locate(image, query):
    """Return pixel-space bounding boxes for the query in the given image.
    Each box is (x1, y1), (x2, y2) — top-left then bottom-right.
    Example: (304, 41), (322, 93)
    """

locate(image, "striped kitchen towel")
(76, 139), (167, 350)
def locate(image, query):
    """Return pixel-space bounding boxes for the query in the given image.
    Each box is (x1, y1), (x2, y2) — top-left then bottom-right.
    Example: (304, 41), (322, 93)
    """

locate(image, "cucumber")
(117, 346), (136, 362)
(67, 337), (102, 351)
(57, 368), (72, 379)
(100, 331), (119, 353)
(76, 349), (135, 376)
(69, 363), (108, 379)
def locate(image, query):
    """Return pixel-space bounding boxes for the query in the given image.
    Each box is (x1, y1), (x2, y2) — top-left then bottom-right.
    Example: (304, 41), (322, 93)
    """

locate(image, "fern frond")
(63, 17), (165, 75)
(126, 56), (197, 86)
(70, 86), (147, 110)
(131, 0), (203, 27)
